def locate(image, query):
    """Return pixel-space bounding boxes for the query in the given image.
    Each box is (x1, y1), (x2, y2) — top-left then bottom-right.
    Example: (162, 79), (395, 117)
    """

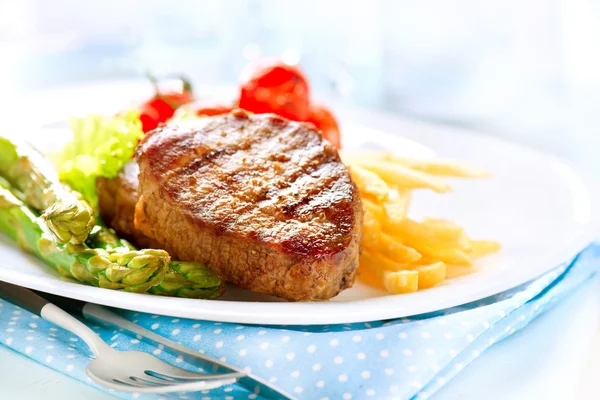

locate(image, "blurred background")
(1, 0), (599, 174)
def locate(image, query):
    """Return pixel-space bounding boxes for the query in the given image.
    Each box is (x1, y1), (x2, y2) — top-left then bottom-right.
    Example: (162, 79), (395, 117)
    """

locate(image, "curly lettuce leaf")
(53, 110), (143, 208)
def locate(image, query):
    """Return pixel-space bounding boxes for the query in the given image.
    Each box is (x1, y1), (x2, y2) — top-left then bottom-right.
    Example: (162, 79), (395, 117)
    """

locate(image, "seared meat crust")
(132, 109), (361, 301)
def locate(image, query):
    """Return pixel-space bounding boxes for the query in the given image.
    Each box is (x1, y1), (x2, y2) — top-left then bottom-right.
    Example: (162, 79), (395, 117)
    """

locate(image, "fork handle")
(0, 281), (49, 316)
(0, 281), (110, 357)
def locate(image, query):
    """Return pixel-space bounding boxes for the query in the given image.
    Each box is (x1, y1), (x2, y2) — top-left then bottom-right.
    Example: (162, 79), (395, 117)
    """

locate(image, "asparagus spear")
(149, 261), (225, 299)
(87, 224), (225, 299)
(86, 224), (136, 252)
(0, 179), (169, 293)
(0, 137), (95, 245)
(0, 138), (224, 299)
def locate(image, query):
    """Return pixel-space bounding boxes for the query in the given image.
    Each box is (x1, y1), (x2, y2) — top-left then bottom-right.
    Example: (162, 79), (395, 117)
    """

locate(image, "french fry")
(416, 245), (473, 266)
(383, 218), (442, 247)
(360, 250), (414, 273)
(362, 197), (386, 222)
(357, 265), (386, 290)
(416, 262), (447, 289)
(378, 233), (422, 264)
(362, 208), (383, 249)
(446, 233), (472, 252)
(399, 218), (462, 241)
(401, 243), (473, 266)
(384, 218), (434, 242)
(383, 270), (419, 294)
(355, 160), (452, 193)
(384, 155), (492, 178)
(383, 189), (411, 224)
(385, 218), (469, 250)
(421, 217), (463, 236)
(342, 151), (490, 179)
(343, 150), (499, 295)
(348, 165), (390, 202)
(421, 218), (472, 251)
(469, 240), (501, 258)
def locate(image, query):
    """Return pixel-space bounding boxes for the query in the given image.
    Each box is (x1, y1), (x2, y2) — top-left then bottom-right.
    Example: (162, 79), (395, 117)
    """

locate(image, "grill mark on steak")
(169, 133), (336, 239)
(134, 109), (362, 301)
(159, 120), (304, 226)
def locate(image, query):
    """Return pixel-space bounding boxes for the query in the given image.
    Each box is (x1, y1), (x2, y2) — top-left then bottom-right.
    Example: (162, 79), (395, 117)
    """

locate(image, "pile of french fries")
(341, 151), (501, 294)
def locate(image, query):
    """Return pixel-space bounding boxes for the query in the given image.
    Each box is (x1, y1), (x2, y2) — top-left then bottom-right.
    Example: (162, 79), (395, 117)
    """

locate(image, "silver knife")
(37, 292), (295, 400)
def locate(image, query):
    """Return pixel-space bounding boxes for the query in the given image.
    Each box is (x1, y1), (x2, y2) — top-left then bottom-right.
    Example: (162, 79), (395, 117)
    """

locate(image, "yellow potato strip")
(355, 160), (452, 193)
(452, 233), (473, 252)
(377, 233), (422, 264)
(469, 240), (502, 258)
(362, 208), (383, 249)
(385, 218), (466, 246)
(421, 218), (464, 236)
(414, 245), (473, 266)
(383, 270), (419, 294)
(342, 150), (499, 294)
(383, 189), (411, 224)
(357, 265), (386, 290)
(389, 237), (472, 266)
(384, 155), (492, 178)
(360, 250), (415, 273)
(416, 262), (447, 289)
(421, 218), (472, 251)
(362, 197), (386, 222)
(348, 165), (390, 202)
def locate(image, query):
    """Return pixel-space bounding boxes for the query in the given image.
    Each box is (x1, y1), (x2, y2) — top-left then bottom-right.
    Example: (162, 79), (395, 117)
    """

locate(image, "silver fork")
(39, 291), (296, 400)
(0, 281), (244, 393)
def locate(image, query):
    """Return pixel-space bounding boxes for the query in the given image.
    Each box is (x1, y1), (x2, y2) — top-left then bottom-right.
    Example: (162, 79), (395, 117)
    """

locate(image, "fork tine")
(180, 377), (238, 391)
(112, 378), (147, 388)
(146, 368), (244, 382)
(174, 372), (245, 381)
(130, 375), (168, 386)
(102, 375), (240, 393)
(171, 372), (245, 381)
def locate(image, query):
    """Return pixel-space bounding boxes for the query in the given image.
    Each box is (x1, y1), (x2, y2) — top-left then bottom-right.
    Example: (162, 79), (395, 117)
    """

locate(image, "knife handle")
(33, 291), (85, 317)
(0, 281), (49, 316)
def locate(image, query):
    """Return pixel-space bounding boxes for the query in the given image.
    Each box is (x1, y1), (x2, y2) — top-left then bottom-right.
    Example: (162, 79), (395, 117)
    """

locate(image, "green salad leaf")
(53, 109), (143, 208)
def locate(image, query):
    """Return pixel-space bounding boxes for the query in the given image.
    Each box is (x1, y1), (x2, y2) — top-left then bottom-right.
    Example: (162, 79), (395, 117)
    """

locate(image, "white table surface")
(1, 277), (599, 400)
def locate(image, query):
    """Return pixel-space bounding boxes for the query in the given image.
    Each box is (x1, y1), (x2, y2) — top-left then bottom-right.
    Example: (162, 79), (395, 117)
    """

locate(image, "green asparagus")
(87, 223), (225, 299)
(0, 137), (224, 299)
(0, 137), (95, 244)
(0, 180), (168, 293)
(86, 224), (135, 252)
(149, 261), (225, 299)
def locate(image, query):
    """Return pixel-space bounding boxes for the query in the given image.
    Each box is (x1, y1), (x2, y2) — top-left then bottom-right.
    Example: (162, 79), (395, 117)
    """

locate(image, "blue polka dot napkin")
(1, 243), (599, 400)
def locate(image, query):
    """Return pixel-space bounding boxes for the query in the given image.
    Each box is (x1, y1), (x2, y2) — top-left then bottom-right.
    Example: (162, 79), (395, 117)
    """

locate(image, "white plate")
(1, 84), (599, 325)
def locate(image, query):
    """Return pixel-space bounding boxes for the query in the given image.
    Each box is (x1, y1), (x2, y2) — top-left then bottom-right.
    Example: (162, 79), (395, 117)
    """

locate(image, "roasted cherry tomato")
(139, 102), (161, 133)
(139, 75), (194, 132)
(239, 60), (310, 121)
(307, 104), (342, 149)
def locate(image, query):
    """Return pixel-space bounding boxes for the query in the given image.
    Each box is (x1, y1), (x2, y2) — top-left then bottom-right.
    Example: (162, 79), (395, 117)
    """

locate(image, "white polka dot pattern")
(0, 245), (597, 399)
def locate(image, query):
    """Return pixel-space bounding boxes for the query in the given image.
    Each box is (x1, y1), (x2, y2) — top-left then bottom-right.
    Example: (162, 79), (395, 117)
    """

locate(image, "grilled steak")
(134, 109), (362, 301)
